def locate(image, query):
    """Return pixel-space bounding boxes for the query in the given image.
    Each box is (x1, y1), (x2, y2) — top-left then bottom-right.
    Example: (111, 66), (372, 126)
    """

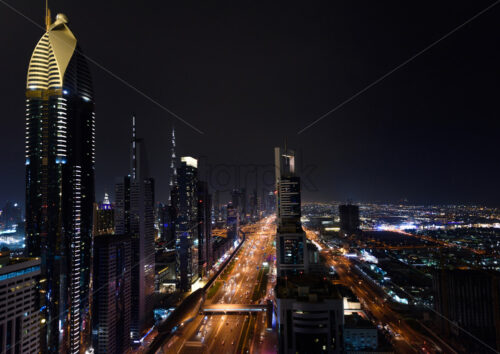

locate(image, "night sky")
(0, 0), (499, 206)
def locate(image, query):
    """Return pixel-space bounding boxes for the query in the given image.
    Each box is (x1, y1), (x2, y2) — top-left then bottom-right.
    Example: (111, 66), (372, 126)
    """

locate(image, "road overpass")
(202, 303), (267, 313)
(203, 302), (274, 328)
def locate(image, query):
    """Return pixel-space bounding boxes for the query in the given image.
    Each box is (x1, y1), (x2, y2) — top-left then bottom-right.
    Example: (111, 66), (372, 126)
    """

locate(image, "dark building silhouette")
(24, 12), (94, 352)
(114, 116), (155, 343)
(433, 270), (500, 352)
(226, 203), (239, 243)
(197, 181), (212, 277)
(339, 204), (360, 236)
(158, 202), (176, 247)
(92, 234), (131, 354)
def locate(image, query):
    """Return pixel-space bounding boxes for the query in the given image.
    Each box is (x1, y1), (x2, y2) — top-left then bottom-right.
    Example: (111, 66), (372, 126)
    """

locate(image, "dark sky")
(1, 0), (499, 206)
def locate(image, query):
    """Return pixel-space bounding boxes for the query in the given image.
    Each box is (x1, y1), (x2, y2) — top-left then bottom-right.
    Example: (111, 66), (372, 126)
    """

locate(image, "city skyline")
(0, 3), (499, 353)
(0, 1), (499, 206)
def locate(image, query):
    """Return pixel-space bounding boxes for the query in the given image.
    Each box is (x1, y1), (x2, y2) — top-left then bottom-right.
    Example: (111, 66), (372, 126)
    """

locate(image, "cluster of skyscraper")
(2, 9), (253, 353)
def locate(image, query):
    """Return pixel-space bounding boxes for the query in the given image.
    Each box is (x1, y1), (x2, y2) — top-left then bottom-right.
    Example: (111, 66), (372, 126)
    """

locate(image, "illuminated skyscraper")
(24, 10), (94, 353)
(93, 193), (114, 236)
(274, 146), (308, 276)
(172, 157), (199, 292)
(274, 146), (343, 354)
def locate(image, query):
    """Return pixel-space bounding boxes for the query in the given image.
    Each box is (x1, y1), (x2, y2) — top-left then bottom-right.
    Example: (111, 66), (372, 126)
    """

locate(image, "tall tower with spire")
(25, 8), (95, 353)
(168, 124), (177, 203)
(114, 116), (155, 343)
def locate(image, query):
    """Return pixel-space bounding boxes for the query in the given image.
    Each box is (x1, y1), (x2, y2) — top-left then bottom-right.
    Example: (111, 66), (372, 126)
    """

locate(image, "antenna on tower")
(45, 0), (51, 31)
(168, 122), (177, 203)
(131, 114), (137, 180)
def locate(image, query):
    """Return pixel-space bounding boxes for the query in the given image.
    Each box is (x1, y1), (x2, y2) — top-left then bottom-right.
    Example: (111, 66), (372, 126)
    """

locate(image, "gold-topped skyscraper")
(25, 8), (95, 353)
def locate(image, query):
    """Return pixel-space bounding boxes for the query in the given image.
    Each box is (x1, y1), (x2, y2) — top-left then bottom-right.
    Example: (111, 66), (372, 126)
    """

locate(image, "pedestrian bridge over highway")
(202, 303), (268, 313)
(202, 302), (274, 328)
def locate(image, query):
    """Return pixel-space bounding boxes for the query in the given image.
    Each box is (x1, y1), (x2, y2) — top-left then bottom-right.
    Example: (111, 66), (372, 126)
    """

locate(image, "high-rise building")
(92, 234), (131, 354)
(339, 204), (360, 236)
(168, 125), (177, 203)
(158, 202), (175, 247)
(0, 254), (41, 354)
(249, 189), (258, 221)
(114, 116), (155, 343)
(274, 145), (344, 354)
(172, 157), (199, 292)
(213, 190), (221, 224)
(24, 11), (94, 353)
(114, 176), (131, 235)
(197, 181), (212, 277)
(264, 189), (276, 215)
(231, 188), (247, 223)
(226, 203), (240, 243)
(274, 146), (308, 276)
(93, 193), (115, 236)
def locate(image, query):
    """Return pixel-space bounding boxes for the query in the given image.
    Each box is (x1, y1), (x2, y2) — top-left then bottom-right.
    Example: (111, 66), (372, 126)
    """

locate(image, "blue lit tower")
(24, 10), (94, 353)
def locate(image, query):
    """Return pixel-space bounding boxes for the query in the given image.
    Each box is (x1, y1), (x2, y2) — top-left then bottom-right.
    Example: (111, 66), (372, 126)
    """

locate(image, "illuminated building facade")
(93, 193), (114, 236)
(24, 11), (94, 353)
(274, 146), (308, 276)
(172, 157), (199, 292)
(0, 255), (41, 354)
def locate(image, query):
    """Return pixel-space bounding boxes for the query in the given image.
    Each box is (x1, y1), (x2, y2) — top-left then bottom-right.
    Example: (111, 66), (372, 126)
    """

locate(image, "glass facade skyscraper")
(274, 146), (308, 276)
(24, 13), (95, 353)
(114, 117), (155, 343)
(172, 157), (199, 292)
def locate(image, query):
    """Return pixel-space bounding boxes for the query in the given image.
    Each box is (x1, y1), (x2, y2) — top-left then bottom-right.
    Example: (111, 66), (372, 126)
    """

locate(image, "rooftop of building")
(0, 251), (39, 268)
(344, 312), (376, 329)
(275, 273), (342, 301)
(337, 283), (358, 300)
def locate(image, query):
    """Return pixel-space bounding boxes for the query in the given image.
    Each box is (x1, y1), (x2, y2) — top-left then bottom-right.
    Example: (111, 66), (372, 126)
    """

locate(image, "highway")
(305, 229), (448, 354)
(160, 216), (277, 354)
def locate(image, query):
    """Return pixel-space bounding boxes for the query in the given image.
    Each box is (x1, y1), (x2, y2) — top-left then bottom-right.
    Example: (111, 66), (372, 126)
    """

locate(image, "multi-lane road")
(164, 216), (277, 354)
(305, 229), (453, 354)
